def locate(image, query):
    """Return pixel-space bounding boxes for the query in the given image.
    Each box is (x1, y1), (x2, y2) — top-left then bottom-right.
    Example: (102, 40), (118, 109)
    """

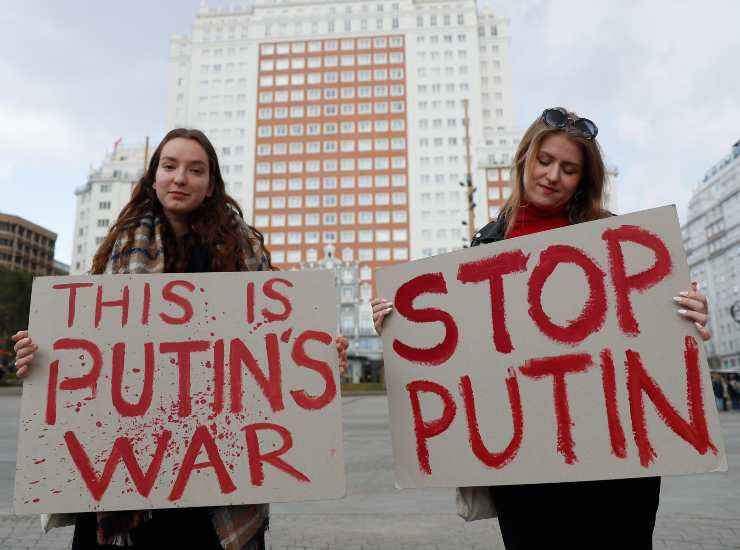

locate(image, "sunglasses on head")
(541, 107), (598, 140)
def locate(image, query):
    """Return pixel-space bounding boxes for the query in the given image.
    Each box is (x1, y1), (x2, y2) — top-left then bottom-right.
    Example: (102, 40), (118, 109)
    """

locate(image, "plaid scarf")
(105, 212), (270, 274)
(44, 212), (270, 549)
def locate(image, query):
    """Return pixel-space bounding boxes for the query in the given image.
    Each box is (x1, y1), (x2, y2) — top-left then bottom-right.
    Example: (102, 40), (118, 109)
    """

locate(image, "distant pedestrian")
(728, 373), (740, 411)
(712, 373), (727, 411)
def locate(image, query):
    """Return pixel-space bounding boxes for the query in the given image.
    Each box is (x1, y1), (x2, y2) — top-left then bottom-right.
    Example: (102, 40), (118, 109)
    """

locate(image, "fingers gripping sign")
(674, 281), (711, 341)
(12, 330), (38, 378)
(335, 336), (349, 375)
(371, 297), (394, 335)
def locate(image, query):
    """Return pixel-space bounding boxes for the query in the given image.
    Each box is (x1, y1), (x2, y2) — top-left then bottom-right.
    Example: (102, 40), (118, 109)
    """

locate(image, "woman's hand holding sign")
(676, 281), (711, 341)
(371, 298), (393, 335)
(335, 336), (349, 374)
(11, 330), (36, 378)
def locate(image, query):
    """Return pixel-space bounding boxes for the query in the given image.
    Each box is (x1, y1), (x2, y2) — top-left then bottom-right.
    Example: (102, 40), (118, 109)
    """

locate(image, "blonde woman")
(372, 108), (710, 549)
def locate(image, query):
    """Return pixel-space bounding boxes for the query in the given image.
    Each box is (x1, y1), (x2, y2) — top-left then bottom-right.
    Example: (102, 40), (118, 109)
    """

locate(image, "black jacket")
(470, 216), (506, 247)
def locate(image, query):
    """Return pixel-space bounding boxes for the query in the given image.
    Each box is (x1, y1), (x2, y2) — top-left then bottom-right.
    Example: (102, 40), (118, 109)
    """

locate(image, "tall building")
(71, 142), (148, 274)
(0, 213), (57, 276)
(682, 140), (740, 370)
(166, 0), (516, 283)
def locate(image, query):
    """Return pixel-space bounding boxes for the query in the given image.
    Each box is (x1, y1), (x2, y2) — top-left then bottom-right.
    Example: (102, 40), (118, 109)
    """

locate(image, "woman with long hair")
(13, 128), (348, 550)
(371, 108), (711, 549)
(90, 128), (270, 276)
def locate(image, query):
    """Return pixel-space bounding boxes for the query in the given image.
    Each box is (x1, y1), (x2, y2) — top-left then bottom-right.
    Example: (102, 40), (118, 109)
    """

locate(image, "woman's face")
(154, 137), (213, 222)
(523, 133), (584, 212)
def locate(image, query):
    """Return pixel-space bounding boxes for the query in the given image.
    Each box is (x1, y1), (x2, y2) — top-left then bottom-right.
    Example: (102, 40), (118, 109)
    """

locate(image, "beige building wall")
(0, 213), (57, 276)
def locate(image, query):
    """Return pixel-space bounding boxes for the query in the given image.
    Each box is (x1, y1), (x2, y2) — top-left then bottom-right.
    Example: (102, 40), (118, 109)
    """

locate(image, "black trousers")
(71, 508), (223, 550)
(492, 477), (661, 550)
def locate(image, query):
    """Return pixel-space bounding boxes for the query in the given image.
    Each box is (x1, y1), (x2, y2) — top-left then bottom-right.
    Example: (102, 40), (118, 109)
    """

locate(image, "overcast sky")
(2, 1), (738, 265)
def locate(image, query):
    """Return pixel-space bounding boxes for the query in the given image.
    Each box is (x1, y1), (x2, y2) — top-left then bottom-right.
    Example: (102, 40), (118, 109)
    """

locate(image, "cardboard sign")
(376, 206), (727, 489)
(14, 271), (345, 513)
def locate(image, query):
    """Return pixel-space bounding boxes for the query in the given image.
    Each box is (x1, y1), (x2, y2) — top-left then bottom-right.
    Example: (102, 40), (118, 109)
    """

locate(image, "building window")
(305, 232), (320, 244)
(306, 213), (320, 225)
(376, 248), (391, 261)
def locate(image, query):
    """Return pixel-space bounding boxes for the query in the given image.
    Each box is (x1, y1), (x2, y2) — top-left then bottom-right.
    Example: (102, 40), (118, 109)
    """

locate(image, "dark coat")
(470, 216), (506, 248)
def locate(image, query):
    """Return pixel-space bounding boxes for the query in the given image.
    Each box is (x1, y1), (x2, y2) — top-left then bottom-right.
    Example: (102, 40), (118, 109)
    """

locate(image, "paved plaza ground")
(1, 388), (738, 549)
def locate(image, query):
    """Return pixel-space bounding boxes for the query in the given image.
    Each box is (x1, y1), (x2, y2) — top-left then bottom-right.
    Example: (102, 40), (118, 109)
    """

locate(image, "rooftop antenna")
(143, 136), (150, 172)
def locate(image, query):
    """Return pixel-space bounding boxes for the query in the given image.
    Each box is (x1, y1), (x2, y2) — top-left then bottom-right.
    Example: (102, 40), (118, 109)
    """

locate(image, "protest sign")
(14, 270), (345, 513)
(376, 206), (727, 489)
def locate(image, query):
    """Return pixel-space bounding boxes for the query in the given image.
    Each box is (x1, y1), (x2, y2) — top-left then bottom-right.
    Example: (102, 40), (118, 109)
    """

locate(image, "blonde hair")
(500, 109), (611, 237)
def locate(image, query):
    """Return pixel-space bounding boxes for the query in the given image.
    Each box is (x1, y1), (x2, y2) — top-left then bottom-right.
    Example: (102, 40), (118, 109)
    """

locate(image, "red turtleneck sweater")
(507, 203), (570, 239)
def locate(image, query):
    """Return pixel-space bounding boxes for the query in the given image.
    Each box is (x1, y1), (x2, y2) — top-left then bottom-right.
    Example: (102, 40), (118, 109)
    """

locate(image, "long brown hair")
(91, 128), (272, 274)
(500, 108), (611, 236)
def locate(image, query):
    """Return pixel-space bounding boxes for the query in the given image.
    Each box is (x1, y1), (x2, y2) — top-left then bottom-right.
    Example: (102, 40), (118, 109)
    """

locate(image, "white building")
(682, 140), (740, 369)
(166, 0), (517, 277)
(70, 142), (148, 274)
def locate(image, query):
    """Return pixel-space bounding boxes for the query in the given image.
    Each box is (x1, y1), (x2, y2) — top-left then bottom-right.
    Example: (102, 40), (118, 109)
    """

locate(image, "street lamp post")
(462, 98), (476, 244)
